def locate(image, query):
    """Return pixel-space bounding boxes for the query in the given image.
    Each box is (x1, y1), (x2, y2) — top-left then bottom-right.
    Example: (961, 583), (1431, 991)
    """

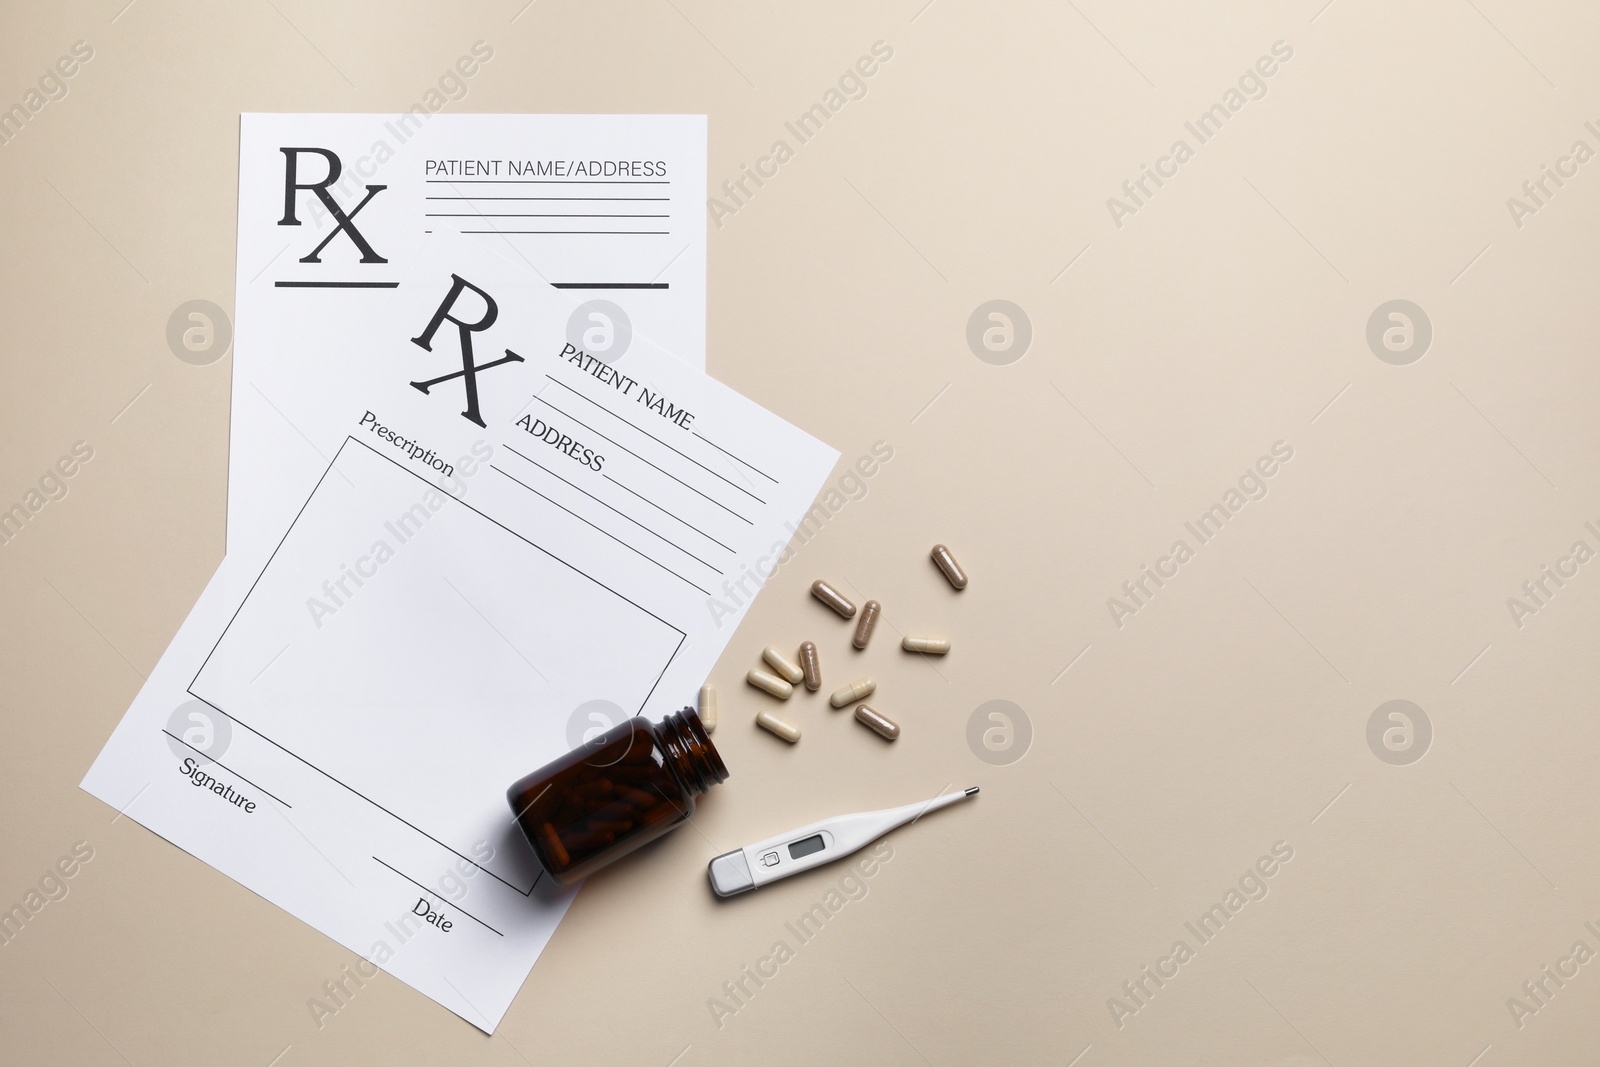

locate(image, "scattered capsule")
(811, 580), (857, 619)
(762, 646), (804, 685)
(699, 683), (717, 733)
(799, 641), (822, 691)
(830, 676), (876, 708)
(902, 636), (950, 655)
(755, 710), (800, 743)
(852, 600), (881, 650)
(746, 669), (794, 700)
(854, 704), (900, 741)
(931, 544), (968, 590)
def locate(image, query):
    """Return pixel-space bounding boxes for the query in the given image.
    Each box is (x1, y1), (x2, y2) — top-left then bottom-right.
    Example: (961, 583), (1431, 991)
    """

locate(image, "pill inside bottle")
(507, 707), (728, 886)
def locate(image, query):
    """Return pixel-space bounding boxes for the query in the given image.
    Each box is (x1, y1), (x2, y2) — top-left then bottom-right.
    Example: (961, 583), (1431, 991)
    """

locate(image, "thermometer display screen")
(788, 834), (826, 860)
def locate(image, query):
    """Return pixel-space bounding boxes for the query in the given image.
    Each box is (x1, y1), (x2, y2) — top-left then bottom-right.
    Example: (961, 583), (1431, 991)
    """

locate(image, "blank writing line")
(161, 728), (293, 808)
(546, 376), (767, 503)
(462, 230), (669, 235)
(502, 444), (726, 571)
(426, 213), (668, 218)
(528, 394), (753, 524)
(603, 474), (736, 552)
(552, 282), (669, 289)
(372, 857), (504, 936)
(273, 280), (399, 288)
(425, 195), (669, 201)
(492, 465), (711, 594)
(691, 430), (778, 484)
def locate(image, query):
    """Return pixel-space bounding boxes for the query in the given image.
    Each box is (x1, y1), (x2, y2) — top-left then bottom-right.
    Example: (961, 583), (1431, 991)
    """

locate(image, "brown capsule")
(562, 829), (617, 852)
(637, 802), (678, 825)
(550, 796), (597, 825)
(931, 544), (968, 590)
(603, 764), (660, 784)
(799, 641), (821, 691)
(852, 600), (881, 649)
(541, 823), (571, 867)
(854, 704), (900, 741)
(552, 783), (610, 821)
(585, 800), (634, 824)
(570, 778), (615, 802)
(811, 580), (857, 618)
(615, 784), (657, 809)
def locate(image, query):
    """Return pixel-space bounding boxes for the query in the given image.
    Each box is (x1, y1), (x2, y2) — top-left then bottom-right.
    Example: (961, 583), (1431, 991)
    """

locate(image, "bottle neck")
(657, 707), (728, 799)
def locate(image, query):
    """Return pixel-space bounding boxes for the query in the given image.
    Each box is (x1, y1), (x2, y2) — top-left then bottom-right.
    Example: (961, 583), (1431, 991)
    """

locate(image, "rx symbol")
(409, 274), (525, 428)
(278, 147), (387, 264)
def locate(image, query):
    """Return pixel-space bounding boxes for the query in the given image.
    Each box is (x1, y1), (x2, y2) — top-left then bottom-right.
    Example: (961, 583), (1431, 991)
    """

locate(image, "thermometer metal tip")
(708, 787), (980, 897)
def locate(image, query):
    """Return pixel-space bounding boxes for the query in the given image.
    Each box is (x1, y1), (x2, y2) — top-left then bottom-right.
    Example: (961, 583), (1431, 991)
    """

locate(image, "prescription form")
(81, 232), (839, 1031)
(227, 113), (707, 566)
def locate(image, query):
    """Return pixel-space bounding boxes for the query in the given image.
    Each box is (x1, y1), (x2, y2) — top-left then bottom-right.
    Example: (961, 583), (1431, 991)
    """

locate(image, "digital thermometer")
(707, 787), (978, 897)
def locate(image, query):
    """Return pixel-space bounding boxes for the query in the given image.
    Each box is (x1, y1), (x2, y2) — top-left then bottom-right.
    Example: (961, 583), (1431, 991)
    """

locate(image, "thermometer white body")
(708, 787), (978, 896)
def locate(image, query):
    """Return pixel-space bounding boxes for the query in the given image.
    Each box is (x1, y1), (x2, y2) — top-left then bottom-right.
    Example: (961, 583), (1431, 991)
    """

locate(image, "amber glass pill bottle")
(507, 708), (728, 886)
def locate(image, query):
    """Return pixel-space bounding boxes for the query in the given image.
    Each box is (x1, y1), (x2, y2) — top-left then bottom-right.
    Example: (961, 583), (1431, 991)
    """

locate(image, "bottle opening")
(662, 707), (729, 796)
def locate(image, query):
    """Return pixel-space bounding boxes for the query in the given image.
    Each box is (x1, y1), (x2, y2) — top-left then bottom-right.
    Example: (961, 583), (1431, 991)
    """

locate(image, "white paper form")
(230, 112), (706, 563)
(83, 232), (838, 1030)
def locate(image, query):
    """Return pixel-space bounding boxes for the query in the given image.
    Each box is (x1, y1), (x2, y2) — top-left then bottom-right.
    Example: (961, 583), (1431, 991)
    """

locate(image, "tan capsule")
(902, 636), (950, 655)
(811, 580), (857, 618)
(931, 544), (968, 590)
(746, 669), (793, 700)
(852, 600), (881, 649)
(762, 646), (804, 684)
(854, 704), (900, 740)
(698, 683), (717, 733)
(799, 641), (821, 691)
(829, 676), (876, 708)
(755, 710), (800, 743)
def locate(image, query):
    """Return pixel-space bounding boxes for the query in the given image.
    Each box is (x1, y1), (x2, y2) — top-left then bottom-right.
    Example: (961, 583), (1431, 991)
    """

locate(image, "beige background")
(3, 0), (1599, 1063)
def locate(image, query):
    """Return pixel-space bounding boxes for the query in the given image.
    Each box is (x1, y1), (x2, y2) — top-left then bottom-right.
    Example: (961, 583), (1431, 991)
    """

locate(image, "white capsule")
(755, 710), (800, 743)
(902, 636), (950, 655)
(699, 683), (717, 733)
(747, 669), (794, 700)
(762, 646), (804, 685)
(829, 676), (876, 708)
